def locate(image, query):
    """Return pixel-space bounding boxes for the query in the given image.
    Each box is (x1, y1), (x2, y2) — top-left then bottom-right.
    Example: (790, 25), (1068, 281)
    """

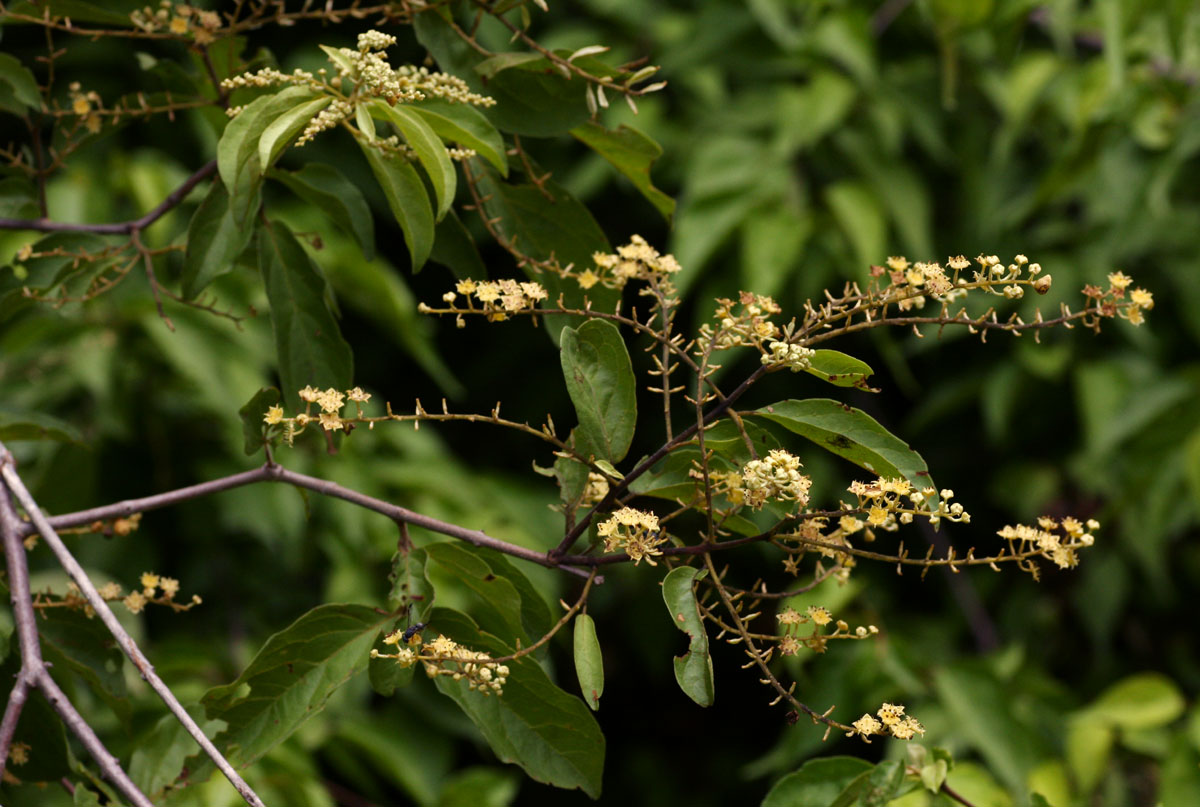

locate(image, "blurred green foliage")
(1, 0), (1199, 805)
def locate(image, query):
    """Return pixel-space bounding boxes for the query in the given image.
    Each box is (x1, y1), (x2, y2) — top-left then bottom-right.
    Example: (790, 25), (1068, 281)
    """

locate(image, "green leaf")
(0, 655), (70, 782)
(129, 707), (225, 797)
(270, 163), (375, 261)
(257, 95), (332, 170)
(0, 176), (39, 219)
(0, 52), (41, 114)
(430, 208), (487, 279)
(39, 607), (131, 724)
(355, 102), (376, 141)
(1065, 713), (1113, 794)
(73, 783), (103, 807)
(662, 566), (714, 707)
(559, 319), (637, 464)
(933, 662), (1044, 793)
(474, 52), (546, 78)
(324, 248), (461, 397)
(1084, 672), (1186, 730)
(825, 180), (886, 273)
(573, 613), (604, 711)
(760, 757), (874, 807)
(182, 179), (256, 299)
(257, 221), (353, 412)
(238, 387), (281, 456)
(202, 603), (394, 769)
(414, 10), (588, 136)
(369, 100), (457, 221)
(749, 398), (936, 506)
(804, 350), (876, 390)
(371, 547), (435, 697)
(0, 408), (82, 443)
(358, 136), (434, 269)
(473, 166), (618, 341)
(430, 607), (604, 798)
(1, 232), (116, 318)
(857, 760), (904, 806)
(437, 767), (520, 807)
(412, 98), (508, 176)
(570, 122), (675, 220)
(424, 542), (529, 644)
(217, 85), (316, 221)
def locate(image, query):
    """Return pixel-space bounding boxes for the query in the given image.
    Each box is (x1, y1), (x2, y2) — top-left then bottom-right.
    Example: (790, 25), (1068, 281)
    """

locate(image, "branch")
(0, 159), (216, 235)
(0, 444), (266, 807)
(0, 460), (155, 805)
(18, 461), (597, 579)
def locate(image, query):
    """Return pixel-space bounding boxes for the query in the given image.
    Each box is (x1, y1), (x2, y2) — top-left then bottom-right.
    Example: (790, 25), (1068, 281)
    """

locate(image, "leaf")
(238, 387), (281, 456)
(804, 350), (876, 390)
(368, 99), (457, 221)
(201, 603), (394, 769)
(0, 52), (41, 114)
(429, 607), (604, 798)
(257, 220), (354, 412)
(437, 767), (520, 807)
(270, 163), (375, 261)
(414, 10), (589, 136)
(217, 85), (316, 221)
(1066, 713), (1114, 796)
(182, 179), (256, 299)
(0, 408), (82, 443)
(749, 399), (937, 507)
(473, 166), (618, 341)
(760, 757), (874, 807)
(324, 248), (461, 397)
(570, 122), (675, 220)
(1084, 672), (1185, 730)
(358, 136), (434, 270)
(857, 760), (905, 806)
(661, 566), (714, 707)
(129, 707), (226, 797)
(430, 208), (487, 279)
(257, 94), (332, 170)
(1, 232), (115, 318)
(73, 783), (103, 807)
(412, 98), (508, 176)
(0, 655), (70, 782)
(573, 613), (604, 711)
(0, 176), (39, 219)
(559, 319), (637, 464)
(474, 52), (547, 78)
(39, 607), (131, 724)
(424, 543), (536, 645)
(933, 662), (1044, 793)
(824, 180), (886, 273)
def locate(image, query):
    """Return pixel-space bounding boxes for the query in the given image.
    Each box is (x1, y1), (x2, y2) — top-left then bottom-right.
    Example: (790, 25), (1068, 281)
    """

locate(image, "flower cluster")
(849, 703), (926, 742)
(1085, 271), (1154, 326)
(696, 292), (782, 352)
(597, 507), (665, 565)
(67, 81), (104, 134)
(264, 386), (372, 439)
(372, 629), (510, 696)
(327, 31), (495, 107)
(37, 572), (201, 618)
(581, 472), (610, 507)
(775, 604), (878, 655)
(761, 340), (816, 372)
(568, 235), (682, 293)
(997, 516), (1098, 574)
(130, 2), (220, 41)
(741, 450), (812, 509)
(844, 478), (970, 533)
(421, 278), (551, 325)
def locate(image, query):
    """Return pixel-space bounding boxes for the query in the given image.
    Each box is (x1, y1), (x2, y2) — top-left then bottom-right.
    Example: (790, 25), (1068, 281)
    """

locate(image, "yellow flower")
(807, 605), (832, 626)
(124, 591), (147, 614)
(886, 256), (909, 271)
(1107, 271), (1132, 290)
(1129, 287), (1154, 308)
(263, 405), (284, 424)
(577, 269), (599, 289)
(159, 577), (180, 598)
(140, 572), (160, 594)
(169, 15), (189, 34)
